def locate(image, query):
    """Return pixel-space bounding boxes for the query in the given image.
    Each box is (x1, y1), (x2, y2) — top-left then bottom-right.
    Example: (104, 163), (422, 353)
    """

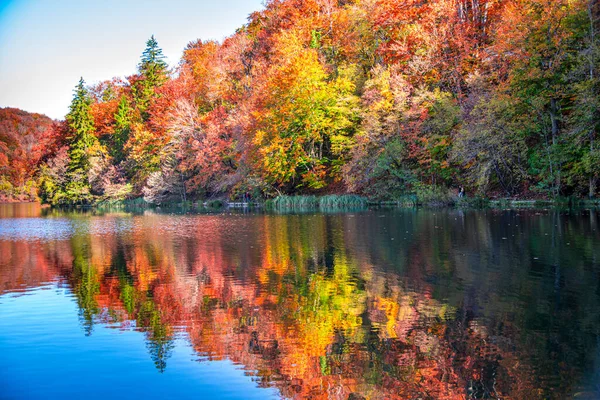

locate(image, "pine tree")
(113, 95), (133, 162)
(133, 35), (168, 119)
(65, 77), (98, 203)
(139, 35), (168, 75)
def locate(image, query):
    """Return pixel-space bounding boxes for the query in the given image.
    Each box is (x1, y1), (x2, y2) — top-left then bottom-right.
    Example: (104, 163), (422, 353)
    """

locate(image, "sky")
(0, 0), (265, 120)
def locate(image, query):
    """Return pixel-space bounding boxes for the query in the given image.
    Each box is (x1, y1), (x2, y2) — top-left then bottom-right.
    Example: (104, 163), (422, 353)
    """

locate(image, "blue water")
(0, 286), (278, 399)
(0, 203), (599, 399)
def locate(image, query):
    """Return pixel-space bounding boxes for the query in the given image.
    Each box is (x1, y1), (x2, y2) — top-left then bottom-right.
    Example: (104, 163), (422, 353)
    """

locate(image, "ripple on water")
(0, 218), (74, 241)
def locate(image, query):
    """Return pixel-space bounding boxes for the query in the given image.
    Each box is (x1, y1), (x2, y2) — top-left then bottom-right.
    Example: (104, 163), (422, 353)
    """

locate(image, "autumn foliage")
(2, 0), (599, 203)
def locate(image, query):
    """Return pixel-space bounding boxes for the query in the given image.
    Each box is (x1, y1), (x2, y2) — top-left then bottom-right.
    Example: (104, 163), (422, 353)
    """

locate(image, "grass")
(456, 196), (490, 208)
(318, 195), (367, 208)
(395, 194), (418, 207)
(268, 194), (368, 211)
(271, 195), (318, 210)
(95, 197), (149, 208)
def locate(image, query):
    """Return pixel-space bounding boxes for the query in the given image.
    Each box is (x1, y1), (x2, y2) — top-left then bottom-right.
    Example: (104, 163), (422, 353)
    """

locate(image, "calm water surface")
(0, 203), (599, 399)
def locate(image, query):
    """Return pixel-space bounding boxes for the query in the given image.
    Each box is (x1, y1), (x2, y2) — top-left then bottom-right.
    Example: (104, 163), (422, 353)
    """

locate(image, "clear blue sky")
(0, 0), (265, 120)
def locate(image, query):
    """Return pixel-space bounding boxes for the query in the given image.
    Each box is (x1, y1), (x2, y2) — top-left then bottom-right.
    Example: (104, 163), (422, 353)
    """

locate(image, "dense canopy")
(1, 0), (599, 204)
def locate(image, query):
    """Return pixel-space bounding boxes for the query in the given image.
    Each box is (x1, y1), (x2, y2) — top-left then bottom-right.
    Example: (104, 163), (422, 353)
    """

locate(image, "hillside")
(0, 107), (58, 201)
(6, 0), (600, 205)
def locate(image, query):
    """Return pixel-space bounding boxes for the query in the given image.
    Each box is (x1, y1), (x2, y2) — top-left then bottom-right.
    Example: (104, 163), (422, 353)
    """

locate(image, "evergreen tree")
(133, 35), (168, 119)
(113, 95), (133, 162)
(139, 35), (168, 75)
(65, 77), (98, 203)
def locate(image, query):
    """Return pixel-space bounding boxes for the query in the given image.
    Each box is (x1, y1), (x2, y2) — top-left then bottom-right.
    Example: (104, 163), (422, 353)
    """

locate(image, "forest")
(1, 0), (599, 205)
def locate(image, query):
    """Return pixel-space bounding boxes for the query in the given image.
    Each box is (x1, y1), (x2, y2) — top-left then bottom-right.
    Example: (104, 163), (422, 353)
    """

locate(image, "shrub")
(396, 194), (418, 207)
(206, 199), (225, 209)
(415, 185), (453, 206)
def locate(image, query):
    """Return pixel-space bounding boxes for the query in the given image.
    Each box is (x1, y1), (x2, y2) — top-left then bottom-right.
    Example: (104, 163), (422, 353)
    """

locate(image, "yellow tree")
(253, 31), (359, 191)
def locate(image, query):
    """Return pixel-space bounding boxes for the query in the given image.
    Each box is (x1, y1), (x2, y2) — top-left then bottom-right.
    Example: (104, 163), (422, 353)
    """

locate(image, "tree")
(132, 35), (169, 120)
(0, 107), (54, 200)
(567, 0), (600, 198)
(64, 78), (100, 204)
(452, 94), (528, 195)
(500, 0), (581, 197)
(38, 146), (70, 205)
(253, 32), (359, 191)
(112, 95), (134, 163)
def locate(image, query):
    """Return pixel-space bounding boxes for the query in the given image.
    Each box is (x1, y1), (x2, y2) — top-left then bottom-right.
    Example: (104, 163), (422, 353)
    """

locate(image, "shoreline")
(3, 196), (600, 210)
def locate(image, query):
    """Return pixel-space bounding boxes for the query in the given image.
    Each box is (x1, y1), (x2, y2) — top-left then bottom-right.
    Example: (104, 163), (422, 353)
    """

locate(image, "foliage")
(0, 107), (55, 201)
(318, 194), (367, 209)
(272, 195), (318, 210)
(63, 78), (101, 204)
(38, 146), (70, 205)
(8, 1), (600, 204)
(132, 35), (169, 119)
(414, 184), (454, 206)
(452, 93), (528, 196)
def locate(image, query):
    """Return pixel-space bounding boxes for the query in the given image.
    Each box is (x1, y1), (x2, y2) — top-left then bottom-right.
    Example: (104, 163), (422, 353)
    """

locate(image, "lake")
(0, 203), (599, 399)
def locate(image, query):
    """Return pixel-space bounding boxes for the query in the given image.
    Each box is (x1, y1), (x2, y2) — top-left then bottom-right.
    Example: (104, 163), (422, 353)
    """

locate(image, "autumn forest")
(1, 0), (599, 204)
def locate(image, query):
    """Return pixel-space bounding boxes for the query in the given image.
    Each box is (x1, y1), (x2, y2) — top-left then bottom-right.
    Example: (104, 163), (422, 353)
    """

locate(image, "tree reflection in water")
(0, 207), (599, 399)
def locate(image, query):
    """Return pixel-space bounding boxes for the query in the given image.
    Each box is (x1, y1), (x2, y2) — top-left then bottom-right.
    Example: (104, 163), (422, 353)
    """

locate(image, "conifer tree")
(133, 35), (168, 119)
(113, 95), (133, 162)
(65, 77), (98, 203)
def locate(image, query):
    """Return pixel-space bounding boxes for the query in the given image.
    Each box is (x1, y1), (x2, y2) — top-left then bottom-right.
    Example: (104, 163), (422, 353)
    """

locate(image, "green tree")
(64, 78), (98, 203)
(132, 35), (168, 119)
(112, 95), (133, 162)
(567, 1), (600, 198)
(506, 1), (581, 197)
(452, 94), (528, 196)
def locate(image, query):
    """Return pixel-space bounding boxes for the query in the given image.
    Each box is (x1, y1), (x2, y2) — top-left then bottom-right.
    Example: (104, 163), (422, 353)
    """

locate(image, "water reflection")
(0, 205), (599, 399)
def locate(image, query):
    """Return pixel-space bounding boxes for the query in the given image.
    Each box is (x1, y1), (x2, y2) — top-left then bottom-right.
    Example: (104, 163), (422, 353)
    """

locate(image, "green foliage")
(64, 78), (99, 204)
(310, 29), (322, 49)
(414, 185), (453, 206)
(97, 183), (133, 203)
(452, 94), (528, 196)
(318, 195), (367, 209)
(456, 195), (490, 208)
(205, 199), (225, 209)
(66, 78), (97, 171)
(133, 35), (168, 119)
(112, 95), (133, 162)
(139, 35), (168, 73)
(362, 138), (417, 200)
(269, 194), (367, 211)
(0, 176), (13, 194)
(420, 89), (460, 184)
(395, 194), (418, 207)
(272, 195), (318, 210)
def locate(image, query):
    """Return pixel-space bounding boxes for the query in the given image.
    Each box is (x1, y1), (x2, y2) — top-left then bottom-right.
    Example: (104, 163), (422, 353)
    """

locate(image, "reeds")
(269, 194), (368, 211)
(319, 194), (367, 208)
(271, 195), (318, 209)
